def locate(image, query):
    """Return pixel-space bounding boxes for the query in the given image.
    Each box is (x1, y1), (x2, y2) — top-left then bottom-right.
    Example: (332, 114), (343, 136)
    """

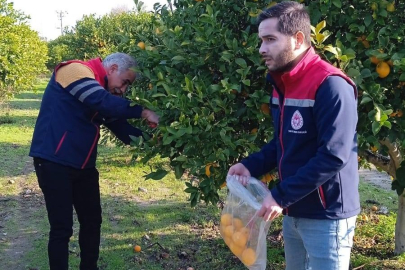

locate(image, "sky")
(10, 0), (165, 40)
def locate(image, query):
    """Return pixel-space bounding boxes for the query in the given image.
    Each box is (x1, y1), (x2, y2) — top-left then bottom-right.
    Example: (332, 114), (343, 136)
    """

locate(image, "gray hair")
(102, 53), (138, 75)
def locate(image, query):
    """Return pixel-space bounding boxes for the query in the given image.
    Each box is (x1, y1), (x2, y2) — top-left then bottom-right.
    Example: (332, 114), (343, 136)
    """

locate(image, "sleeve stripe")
(78, 85), (105, 102)
(69, 80), (99, 95)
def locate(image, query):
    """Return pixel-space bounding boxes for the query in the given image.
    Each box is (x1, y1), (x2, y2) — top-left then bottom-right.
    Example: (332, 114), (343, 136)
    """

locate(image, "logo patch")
(291, 110), (304, 130)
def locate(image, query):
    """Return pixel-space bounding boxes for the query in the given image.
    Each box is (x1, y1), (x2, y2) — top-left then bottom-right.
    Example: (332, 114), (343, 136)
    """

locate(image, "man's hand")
(257, 193), (283, 222)
(228, 163), (251, 185)
(141, 109), (159, 127)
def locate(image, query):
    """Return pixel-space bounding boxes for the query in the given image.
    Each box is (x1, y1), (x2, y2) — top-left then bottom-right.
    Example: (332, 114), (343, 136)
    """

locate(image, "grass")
(0, 82), (404, 269)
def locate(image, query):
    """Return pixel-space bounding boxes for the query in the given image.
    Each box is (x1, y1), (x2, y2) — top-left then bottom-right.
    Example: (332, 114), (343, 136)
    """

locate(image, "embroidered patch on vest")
(291, 110), (304, 130)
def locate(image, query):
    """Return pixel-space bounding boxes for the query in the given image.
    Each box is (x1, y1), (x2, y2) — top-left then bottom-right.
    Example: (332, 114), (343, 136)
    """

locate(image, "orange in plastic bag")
(220, 175), (271, 270)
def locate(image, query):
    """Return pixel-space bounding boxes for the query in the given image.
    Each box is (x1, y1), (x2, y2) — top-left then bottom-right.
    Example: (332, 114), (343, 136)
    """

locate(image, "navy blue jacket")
(241, 48), (360, 219)
(29, 58), (143, 169)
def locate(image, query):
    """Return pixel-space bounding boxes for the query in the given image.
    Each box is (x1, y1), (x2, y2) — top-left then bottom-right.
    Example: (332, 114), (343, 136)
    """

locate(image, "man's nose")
(120, 85), (127, 93)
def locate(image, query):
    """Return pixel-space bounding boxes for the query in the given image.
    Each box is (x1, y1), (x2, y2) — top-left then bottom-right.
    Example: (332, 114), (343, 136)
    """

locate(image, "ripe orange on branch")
(260, 103), (270, 115)
(376, 61), (390, 78)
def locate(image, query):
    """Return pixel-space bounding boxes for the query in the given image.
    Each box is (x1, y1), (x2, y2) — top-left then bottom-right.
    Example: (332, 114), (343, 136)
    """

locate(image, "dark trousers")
(34, 158), (102, 270)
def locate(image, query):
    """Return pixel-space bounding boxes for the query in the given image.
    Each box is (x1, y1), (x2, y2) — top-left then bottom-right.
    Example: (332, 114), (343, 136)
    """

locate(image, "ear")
(294, 31), (306, 50)
(107, 64), (118, 75)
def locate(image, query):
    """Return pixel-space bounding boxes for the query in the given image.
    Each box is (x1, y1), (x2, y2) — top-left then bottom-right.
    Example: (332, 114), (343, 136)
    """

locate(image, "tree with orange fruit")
(124, 0), (405, 254)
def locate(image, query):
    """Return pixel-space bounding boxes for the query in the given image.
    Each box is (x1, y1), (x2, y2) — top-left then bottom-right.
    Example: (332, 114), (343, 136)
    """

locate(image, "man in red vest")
(30, 53), (158, 270)
(228, 2), (359, 269)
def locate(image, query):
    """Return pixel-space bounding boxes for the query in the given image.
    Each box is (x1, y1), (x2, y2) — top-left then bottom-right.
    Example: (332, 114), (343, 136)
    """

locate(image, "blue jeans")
(283, 215), (357, 270)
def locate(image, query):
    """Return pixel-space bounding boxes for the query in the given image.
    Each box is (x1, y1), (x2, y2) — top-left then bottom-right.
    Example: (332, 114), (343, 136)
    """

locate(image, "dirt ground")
(0, 162), (394, 270)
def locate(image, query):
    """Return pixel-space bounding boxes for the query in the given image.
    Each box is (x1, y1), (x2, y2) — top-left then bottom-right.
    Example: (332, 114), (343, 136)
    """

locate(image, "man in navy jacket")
(228, 2), (359, 269)
(29, 53), (158, 270)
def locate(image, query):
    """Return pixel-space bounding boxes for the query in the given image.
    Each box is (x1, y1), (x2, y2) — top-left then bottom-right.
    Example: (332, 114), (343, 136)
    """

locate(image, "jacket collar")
(268, 47), (320, 93)
(86, 58), (108, 88)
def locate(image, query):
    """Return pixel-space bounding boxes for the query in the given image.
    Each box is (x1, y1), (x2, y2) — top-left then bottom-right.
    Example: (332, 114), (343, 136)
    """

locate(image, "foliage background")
(0, 0), (48, 100)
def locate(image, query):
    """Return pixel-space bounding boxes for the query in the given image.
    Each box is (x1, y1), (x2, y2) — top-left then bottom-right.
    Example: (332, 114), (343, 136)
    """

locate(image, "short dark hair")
(257, 1), (311, 46)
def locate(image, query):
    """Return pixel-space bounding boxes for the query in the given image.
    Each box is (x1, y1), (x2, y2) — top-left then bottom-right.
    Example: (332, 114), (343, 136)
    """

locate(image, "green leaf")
(242, 79), (251, 86)
(174, 165), (185, 179)
(184, 187), (198, 193)
(143, 169), (168, 180)
(383, 121), (392, 129)
(172, 55), (186, 61)
(315, 20), (326, 34)
(324, 45), (338, 56)
(360, 69), (372, 78)
(372, 121), (381, 135)
(332, 0), (341, 8)
(235, 58), (247, 68)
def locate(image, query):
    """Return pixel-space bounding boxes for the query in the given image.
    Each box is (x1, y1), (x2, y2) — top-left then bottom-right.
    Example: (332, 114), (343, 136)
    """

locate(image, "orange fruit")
(224, 225), (234, 238)
(376, 61), (390, 78)
(371, 205), (378, 211)
(205, 164), (212, 177)
(233, 218), (244, 230)
(137, 42), (145, 50)
(251, 128), (258, 134)
(261, 173), (274, 183)
(134, 245), (141, 252)
(232, 231), (248, 247)
(229, 242), (245, 257)
(240, 227), (250, 238)
(241, 248), (256, 266)
(221, 214), (232, 227)
(260, 103), (270, 115)
(223, 236), (232, 246)
(370, 56), (380, 65)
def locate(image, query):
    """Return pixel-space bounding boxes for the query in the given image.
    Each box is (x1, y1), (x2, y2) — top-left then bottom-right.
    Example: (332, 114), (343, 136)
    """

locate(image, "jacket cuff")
(132, 105), (143, 118)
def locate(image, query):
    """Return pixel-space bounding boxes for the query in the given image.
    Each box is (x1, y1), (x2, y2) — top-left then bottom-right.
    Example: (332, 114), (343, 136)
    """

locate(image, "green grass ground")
(0, 82), (404, 270)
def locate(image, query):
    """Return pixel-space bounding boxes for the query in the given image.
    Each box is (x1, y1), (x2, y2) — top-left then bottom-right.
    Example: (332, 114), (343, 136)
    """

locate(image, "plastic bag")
(219, 175), (271, 270)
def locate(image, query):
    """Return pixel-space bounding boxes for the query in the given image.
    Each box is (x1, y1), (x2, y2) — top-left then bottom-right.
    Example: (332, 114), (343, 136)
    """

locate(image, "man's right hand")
(141, 109), (159, 127)
(227, 163), (251, 186)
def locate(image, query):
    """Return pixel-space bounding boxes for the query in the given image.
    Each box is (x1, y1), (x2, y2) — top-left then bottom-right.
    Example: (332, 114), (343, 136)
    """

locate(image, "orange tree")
(124, 0), (405, 252)
(127, 0), (273, 206)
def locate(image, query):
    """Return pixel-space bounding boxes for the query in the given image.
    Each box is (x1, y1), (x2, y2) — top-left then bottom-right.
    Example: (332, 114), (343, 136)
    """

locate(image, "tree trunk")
(395, 191), (405, 254)
(360, 138), (405, 254)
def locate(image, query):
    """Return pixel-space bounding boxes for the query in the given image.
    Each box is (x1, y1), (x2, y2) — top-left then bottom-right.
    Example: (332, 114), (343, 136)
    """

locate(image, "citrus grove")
(2, 0), (405, 257)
